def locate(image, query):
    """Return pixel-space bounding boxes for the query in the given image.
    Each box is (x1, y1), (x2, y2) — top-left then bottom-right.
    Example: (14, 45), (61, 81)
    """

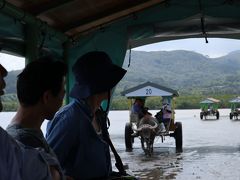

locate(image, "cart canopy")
(200, 98), (220, 104)
(229, 97), (240, 103)
(121, 81), (179, 98)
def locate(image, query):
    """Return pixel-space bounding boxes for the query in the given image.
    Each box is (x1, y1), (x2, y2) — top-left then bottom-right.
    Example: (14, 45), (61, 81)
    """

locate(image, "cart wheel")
(230, 113), (233, 120)
(216, 111), (219, 119)
(200, 113), (203, 120)
(125, 122), (134, 151)
(174, 122), (183, 152)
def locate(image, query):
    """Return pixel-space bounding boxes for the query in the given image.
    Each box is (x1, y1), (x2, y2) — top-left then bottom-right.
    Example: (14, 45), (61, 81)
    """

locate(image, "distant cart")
(121, 81), (182, 155)
(229, 97), (240, 120)
(200, 98), (220, 120)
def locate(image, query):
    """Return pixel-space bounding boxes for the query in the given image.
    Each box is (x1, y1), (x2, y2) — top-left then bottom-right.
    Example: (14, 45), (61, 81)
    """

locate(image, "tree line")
(2, 93), (238, 112)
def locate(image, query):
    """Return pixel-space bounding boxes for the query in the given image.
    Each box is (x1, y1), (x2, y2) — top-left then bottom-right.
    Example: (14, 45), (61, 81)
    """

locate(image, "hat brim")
(70, 64), (126, 99)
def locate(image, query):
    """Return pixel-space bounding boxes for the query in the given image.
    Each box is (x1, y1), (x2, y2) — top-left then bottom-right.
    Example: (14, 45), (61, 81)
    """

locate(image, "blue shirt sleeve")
(46, 100), (112, 179)
(46, 108), (79, 167)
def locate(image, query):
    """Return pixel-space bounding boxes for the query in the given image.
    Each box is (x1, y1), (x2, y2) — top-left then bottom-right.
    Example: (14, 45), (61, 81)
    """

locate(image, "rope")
(199, 0), (208, 43)
(128, 46), (132, 67)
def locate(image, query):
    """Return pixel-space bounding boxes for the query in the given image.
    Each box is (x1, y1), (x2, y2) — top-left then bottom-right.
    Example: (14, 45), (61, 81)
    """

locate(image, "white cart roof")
(200, 97), (220, 104)
(121, 82), (179, 98)
(229, 97), (240, 103)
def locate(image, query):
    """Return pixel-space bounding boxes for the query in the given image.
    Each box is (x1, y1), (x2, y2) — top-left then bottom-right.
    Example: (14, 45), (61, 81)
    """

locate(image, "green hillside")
(3, 50), (240, 110)
(4, 70), (21, 94)
(116, 50), (240, 96)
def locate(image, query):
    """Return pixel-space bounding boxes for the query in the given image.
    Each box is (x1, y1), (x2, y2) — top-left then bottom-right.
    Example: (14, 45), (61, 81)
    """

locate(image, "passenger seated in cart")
(162, 104), (172, 128)
(155, 103), (172, 130)
(131, 98), (145, 119)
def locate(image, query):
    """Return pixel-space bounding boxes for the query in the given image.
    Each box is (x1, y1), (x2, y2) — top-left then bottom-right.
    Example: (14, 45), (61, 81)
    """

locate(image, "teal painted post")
(25, 23), (38, 64)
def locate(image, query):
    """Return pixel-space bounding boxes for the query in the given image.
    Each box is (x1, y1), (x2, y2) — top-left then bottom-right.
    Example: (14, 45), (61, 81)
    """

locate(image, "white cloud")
(0, 53), (25, 71)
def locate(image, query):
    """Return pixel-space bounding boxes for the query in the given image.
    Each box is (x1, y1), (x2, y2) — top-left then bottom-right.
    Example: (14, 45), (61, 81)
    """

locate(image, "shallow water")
(108, 109), (240, 180)
(1, 109), (240, 179)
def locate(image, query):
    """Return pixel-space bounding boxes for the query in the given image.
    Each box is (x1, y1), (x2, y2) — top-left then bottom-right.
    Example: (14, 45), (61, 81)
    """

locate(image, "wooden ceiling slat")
(66, 0), (166, 37)
(61, 0), (148, 32)
(29, 0), (74, 16)
(6, 0), (166, 38)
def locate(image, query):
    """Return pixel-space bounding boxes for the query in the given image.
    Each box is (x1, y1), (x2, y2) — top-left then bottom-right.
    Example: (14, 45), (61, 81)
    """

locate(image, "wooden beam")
(65, 0), (167, 38)
(61, 0), (148, 32)
(28, 0), (74, 16)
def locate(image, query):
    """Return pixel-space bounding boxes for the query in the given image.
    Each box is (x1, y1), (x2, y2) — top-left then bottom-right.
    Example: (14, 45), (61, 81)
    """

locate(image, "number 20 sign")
(146, 88), (152, 95)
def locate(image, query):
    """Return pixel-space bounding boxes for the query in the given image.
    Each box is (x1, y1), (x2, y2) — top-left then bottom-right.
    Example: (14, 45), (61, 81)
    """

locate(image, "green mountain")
(4, 50), (240, 96)
(4, 70), (21, 94)
(116, 50), (240, 96)
(3, 50), (240, 110)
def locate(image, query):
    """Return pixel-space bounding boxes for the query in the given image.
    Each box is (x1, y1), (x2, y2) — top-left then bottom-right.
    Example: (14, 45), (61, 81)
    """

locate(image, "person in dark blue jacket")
(0, 63), (22, 180)
(46, 51), (127, 179)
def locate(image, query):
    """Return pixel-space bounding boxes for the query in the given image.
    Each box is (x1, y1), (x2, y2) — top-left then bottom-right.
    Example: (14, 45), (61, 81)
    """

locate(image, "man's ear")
(42, 90), (52, 104)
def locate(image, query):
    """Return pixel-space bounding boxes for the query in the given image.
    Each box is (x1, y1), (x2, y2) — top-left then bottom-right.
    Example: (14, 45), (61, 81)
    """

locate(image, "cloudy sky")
(0, 53), (25, 71)
(134, 38), (240, 58)
(1, 38), (240, 71)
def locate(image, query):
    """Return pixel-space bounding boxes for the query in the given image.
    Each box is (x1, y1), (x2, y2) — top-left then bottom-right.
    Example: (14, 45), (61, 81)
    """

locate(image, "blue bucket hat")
(70, 51), (127, 99)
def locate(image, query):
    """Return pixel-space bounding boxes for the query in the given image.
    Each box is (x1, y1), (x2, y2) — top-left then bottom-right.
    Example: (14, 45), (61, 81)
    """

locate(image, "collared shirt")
(46, 99), (112, 180)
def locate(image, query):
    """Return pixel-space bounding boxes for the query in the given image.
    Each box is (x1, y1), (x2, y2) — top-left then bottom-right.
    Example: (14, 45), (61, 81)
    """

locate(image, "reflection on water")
(1, 109), (240, 179)
(122, 148), (183, 180)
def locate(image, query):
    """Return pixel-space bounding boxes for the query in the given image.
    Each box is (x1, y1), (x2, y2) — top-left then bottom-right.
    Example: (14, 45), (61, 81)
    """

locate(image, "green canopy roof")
(1, 0), (240, 102)
(200, 98), (220, 104)
(229, 97), (240, 103)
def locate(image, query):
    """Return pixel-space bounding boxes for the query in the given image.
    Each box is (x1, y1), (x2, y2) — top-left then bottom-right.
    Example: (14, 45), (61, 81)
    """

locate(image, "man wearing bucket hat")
(46, 51), (128, 179)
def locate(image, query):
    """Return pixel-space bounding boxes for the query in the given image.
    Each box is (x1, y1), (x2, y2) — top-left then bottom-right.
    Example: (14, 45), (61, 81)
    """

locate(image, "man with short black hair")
(0, 63), (54, 180)
(6, 58), (68, 179)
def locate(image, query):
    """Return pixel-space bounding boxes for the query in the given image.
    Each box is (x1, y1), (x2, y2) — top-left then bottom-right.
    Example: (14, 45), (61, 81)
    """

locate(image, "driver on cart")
(131, 98), (145, 119)
(131, 98), (154, 126)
